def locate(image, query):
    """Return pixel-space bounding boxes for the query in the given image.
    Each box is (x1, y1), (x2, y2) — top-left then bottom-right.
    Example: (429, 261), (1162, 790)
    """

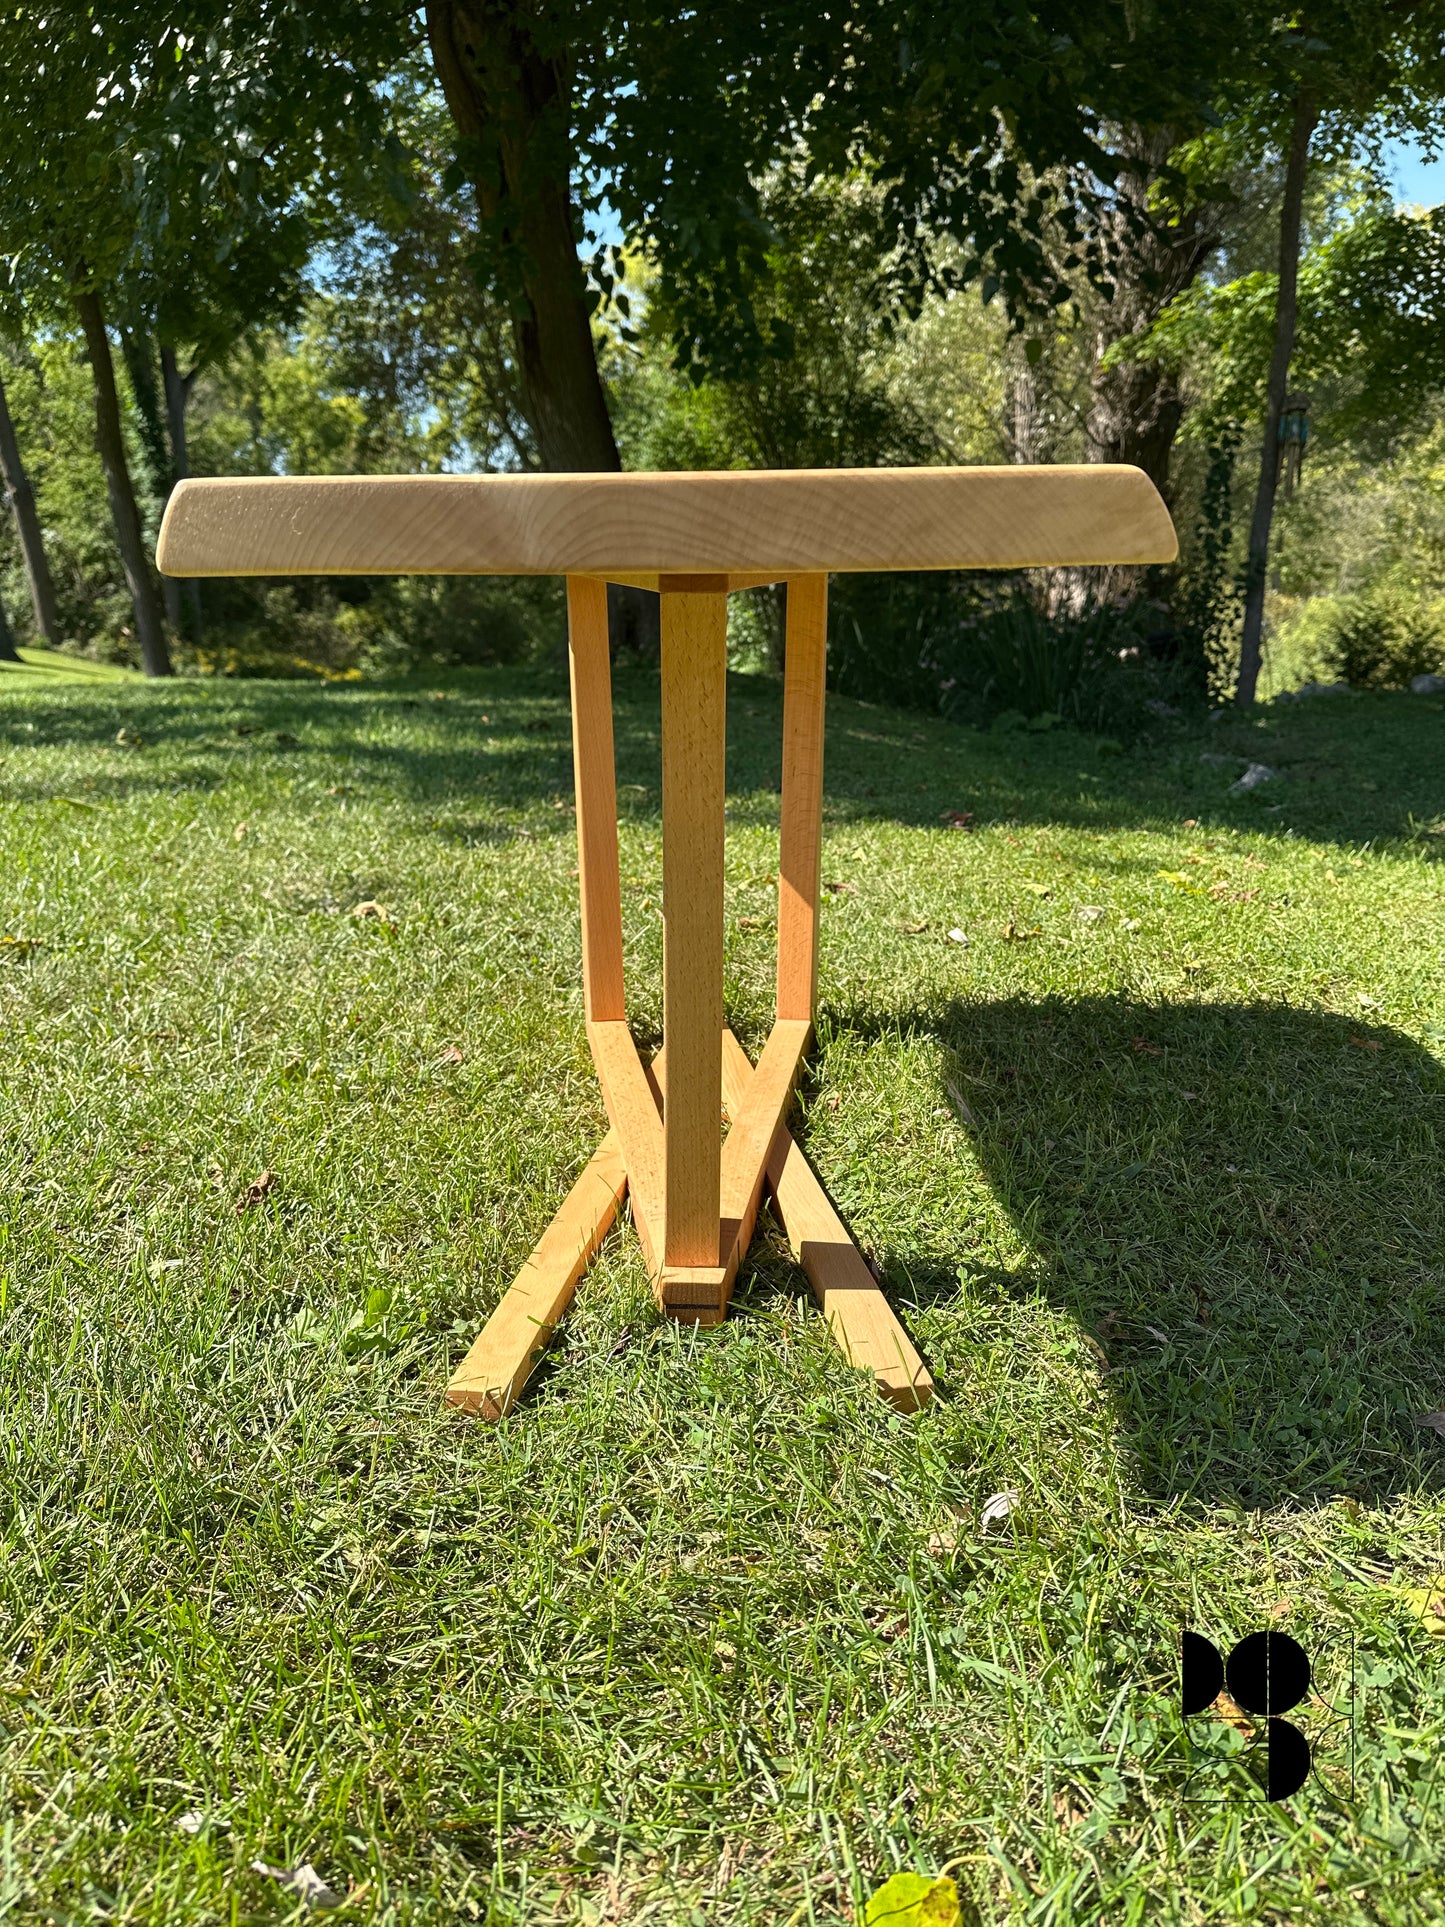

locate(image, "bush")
(182, 574), (563, 680)
(939, 594), (1206, 736)
(823, 572), (1207, 737)
(1320, 587), (1445, 689)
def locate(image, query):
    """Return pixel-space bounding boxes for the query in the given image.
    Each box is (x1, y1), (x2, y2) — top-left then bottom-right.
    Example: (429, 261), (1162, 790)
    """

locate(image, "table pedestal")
(445, 573), (933, 1420)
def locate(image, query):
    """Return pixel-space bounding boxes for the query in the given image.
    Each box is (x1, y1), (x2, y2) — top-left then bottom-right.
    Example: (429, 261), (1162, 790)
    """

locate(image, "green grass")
(1, 665), (1443, 1925)
(0, 643), (141, 684)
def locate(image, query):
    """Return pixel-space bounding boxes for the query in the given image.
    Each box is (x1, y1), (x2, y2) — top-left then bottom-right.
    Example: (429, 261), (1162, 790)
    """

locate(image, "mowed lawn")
(2, 663), (1444, 1926)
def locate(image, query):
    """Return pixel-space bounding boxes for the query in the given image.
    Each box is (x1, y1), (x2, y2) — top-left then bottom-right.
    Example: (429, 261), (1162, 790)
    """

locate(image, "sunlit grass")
(1, 665), (1442, 1923)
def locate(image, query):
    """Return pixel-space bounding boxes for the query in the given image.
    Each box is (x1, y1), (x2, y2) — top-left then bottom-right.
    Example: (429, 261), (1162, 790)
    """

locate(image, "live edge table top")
(156, 464), (1178, 590)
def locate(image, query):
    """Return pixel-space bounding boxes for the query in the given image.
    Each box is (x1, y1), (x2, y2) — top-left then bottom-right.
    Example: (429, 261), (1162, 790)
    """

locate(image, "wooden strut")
(445, 571), (933, 1420)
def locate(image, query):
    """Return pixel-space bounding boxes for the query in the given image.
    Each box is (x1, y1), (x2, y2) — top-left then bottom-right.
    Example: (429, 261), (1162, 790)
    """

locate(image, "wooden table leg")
(567, 576), (626, 1025)
(721, 1030), (933, 1411)
(658, 588), (728, 1301)
(444, 1132), (630, 1419)
(777, 575), (827, 1028)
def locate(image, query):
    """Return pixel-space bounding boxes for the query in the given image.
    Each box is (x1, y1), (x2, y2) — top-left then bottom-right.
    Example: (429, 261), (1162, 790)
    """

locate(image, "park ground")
(1, 663), (1443, 1924)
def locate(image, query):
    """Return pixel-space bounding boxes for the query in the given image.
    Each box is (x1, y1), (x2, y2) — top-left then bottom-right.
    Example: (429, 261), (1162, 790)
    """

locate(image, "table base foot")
(447, 1030), (933, 1420)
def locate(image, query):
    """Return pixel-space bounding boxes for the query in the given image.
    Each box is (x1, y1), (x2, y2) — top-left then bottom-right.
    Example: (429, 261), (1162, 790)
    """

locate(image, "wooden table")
(158, 465), (1176, 1419)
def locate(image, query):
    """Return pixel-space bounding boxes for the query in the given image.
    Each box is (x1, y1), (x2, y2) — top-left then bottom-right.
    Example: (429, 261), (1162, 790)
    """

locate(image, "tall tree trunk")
(0, 589), (18, 662)
(121, 326), (183, 633)
(75, 285), (172, 678)
(0, 367), (61, 646)
(160, 345), (203, 641)
(1079, 124), (1224, 609)
(425, 0), (620, 473)
(1235, 87), (1318, 707)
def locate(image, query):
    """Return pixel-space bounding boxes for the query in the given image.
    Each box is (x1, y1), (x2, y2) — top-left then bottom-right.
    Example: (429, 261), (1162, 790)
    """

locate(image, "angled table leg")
(720, 1031), (933, 1411)
(444, 1132), (629, 1418)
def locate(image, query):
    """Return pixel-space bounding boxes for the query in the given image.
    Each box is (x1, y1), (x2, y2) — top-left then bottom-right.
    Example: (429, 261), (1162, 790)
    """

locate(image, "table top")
(156, 465), (1176, 587)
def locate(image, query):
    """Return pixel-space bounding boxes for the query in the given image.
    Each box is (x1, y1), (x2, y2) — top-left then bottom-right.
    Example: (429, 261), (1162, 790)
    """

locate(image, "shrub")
(1320, 587), (1445, 689)
(937, 593), (1206, 736)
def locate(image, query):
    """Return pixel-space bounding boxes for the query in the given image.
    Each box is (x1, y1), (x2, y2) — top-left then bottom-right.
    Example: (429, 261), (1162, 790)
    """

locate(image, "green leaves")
(863, 1873), (962, 1927)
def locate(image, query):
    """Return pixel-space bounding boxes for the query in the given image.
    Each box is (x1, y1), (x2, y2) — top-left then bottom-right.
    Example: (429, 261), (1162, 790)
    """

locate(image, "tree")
(0, 362), (61, 647)
(1230, 4), (1445, 704)
(0, 2), (407, 673)
(420, 2), (1259, 479)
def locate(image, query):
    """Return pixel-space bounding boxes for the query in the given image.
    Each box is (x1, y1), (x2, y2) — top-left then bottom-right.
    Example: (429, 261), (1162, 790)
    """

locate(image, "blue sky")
(1379, 137), (1445, 208)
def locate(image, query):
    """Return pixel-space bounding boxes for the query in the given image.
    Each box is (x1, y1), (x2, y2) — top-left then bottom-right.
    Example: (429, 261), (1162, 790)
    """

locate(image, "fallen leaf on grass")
(1001, 921), (1042, 943)
(351, 900), (391, 923)
(1348, 1036), (1382, 1051)
(1394, 1579), (1445, 1635)
(1075, 905), (1106, 922)
(1215, 1690), (1255, 1735)
(942, 810), (974, 831)
(897, 918), (929, 934)
(323, 784), (351, 797)
(862, 1871), (961, 1927)
(250, 1862), (341, 1909)
(735, 915), (767, 931)
(1131, 1037), (1164, 1056)
(114, 727), (143, 748)
(946, 927), (969, 945)
(437, 1045), (465, 1066)
(1022, 881), (1052, 897)
(979, 1489), (1019, 1529)
(823, 879), (858, 895)
(235, 1170), (275, 1213)
(1415, 1411), (1445, 1436)
(233, 821), (248, 842)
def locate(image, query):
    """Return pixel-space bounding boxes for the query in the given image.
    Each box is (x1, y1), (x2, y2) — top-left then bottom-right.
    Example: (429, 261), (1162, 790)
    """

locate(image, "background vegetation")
(0, 8), (1440, 723)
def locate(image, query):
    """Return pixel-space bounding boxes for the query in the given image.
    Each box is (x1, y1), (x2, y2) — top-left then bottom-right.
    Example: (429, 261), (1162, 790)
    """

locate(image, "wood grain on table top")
(157, 465), (1177, 583)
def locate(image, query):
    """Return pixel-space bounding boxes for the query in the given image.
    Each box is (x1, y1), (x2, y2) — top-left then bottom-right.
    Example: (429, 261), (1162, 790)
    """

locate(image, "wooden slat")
(650, 1016), (811, 1317)
(659, 590), (727, 1268)
(156, 466), (1179, 581)
(777, 575), (828, 1025)
(445, 1132), (628, 1421)
(567, 576), (626, 1024)
(712, 1017), (811, 1309)
(720, 1031), (932, 1412)
(587, 1020), (665, 1272)
(640, 1052), (726, 1323)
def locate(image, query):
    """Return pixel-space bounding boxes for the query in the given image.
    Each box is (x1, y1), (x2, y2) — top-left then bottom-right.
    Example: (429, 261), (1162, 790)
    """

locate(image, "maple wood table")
(159, 466), (1176, 1419)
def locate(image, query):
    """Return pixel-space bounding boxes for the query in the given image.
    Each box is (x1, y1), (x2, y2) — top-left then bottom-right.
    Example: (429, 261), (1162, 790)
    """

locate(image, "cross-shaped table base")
(443, 573), (933, 1419)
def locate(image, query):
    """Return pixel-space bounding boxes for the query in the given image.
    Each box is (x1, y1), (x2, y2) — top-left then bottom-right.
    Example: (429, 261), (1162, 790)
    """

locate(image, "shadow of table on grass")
(845, 994), (1445, 1509)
